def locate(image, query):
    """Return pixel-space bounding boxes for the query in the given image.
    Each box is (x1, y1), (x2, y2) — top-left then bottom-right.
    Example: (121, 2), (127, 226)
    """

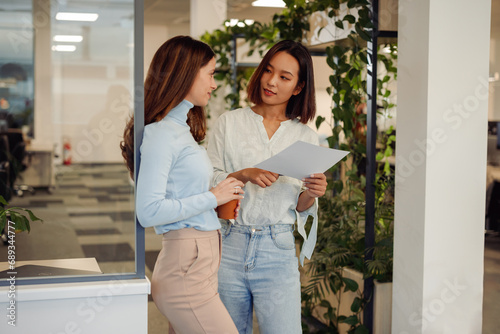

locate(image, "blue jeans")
(219, 221), (302, 334)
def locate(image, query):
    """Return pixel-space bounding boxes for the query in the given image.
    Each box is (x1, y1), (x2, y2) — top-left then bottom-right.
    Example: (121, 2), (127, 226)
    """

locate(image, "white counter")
(0, 259), (150, 333)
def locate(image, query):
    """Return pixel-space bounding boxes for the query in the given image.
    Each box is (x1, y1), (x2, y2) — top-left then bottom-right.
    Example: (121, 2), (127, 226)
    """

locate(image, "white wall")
(144, 25), (169, 80)
(312, 55), (336, 143)
(393, 0), (490, 332)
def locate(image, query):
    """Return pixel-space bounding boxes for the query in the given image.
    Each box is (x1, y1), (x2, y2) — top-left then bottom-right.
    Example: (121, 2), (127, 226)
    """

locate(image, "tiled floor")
(0, 163), (498, 333)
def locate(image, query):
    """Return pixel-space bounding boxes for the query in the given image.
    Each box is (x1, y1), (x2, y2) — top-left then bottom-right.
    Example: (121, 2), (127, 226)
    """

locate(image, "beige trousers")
(151, 228), (238, 334)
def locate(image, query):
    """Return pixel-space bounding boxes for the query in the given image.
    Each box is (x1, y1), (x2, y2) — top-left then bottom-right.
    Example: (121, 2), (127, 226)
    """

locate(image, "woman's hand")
(229, 168), (279, 188)
(302, 173), (327, 198)
(210, 177), (244, 207)
(234, 200), (242, 219)
(296, 173), (327, 212)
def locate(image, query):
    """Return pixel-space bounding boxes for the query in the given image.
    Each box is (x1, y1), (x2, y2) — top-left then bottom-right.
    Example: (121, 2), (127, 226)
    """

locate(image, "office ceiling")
(144, 0), (281, 27)
(0, 0), (498, 34)
(0, 0), (282, 32)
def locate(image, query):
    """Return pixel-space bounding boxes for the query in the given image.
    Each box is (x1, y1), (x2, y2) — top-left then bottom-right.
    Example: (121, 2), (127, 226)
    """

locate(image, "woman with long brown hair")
(121, 35), (242, 334)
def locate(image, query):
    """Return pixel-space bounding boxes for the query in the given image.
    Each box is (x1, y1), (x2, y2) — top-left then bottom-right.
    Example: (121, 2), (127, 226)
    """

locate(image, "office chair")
(4, 130), (34, 197)
(0, 133), (10, 197)
(0, 133), (11, 245)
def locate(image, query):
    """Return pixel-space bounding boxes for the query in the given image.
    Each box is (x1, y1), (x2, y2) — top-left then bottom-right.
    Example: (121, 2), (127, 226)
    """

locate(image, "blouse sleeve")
(296, 130), (320, 265)
(207, 113), (230, 187)
(135, 125), (217, 228)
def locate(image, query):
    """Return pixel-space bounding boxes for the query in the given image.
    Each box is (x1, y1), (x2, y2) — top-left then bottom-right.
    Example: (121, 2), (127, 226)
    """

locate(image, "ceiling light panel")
(55, 12), (99, 22)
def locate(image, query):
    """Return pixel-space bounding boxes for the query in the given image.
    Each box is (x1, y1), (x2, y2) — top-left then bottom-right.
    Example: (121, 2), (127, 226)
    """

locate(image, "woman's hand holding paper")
(302, 173), (327, 198)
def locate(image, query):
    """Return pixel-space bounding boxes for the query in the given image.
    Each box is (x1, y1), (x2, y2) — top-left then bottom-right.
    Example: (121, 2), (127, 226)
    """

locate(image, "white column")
(32, 0), (53, 146)
(190, 0), (226, 39)
(393, 0), (491, 333)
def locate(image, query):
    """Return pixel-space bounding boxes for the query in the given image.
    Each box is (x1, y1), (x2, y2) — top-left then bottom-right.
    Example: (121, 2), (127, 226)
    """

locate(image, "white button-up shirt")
(207, 107), (319, 265)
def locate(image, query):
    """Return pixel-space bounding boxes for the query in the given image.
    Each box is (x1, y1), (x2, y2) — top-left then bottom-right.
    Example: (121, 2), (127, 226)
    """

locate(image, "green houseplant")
(0, 195), (42, 234)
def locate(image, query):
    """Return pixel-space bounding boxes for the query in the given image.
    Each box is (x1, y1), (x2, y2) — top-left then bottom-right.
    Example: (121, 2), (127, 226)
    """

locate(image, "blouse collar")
(247, 106), (293, 125)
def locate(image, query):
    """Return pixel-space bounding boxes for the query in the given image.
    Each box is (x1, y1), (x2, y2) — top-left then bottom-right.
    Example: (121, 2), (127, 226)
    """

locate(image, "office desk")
(20, 143), (54, 190)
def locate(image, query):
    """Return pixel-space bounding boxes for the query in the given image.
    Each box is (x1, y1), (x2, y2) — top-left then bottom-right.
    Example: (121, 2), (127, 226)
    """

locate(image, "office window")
(0, 0), (144, 284)
(0, 1), (34, 135)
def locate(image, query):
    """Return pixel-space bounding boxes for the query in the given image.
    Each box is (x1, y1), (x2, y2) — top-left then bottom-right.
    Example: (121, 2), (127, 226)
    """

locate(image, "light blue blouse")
(136, 100), (219, 234)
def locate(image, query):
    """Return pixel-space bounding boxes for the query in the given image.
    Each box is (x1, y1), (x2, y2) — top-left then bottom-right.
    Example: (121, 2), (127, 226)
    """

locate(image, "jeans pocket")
(272, 230), (295, 250)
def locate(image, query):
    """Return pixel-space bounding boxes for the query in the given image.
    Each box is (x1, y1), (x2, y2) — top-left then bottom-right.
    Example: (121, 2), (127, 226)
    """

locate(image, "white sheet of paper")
(254, 140), (349, 180)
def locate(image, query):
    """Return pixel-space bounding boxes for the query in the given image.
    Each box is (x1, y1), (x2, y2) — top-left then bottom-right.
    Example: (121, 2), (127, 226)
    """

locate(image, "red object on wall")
(63, 140), (72, 165)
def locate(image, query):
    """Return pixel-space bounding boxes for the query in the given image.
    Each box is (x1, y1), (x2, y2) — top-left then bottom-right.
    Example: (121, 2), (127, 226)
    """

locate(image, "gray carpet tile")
(81, 243), (135, 262)
(75, 228), (121, 236)
(68, 211), (135, 221)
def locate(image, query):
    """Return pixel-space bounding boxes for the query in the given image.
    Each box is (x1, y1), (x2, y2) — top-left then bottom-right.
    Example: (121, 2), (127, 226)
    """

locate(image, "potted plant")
(0, 195), (42, 244)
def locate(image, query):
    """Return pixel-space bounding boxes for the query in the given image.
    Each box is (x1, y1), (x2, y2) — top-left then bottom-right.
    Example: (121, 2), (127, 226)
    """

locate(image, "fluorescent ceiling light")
(381, 46), (397, 54)
(53, 35), (83, 42)
(225, 19), (255, 27)
(252, 0), (286, 8)
(55, 12), (98, 22)
(52, 45), (77, 52)
(225, 19), (239, 27)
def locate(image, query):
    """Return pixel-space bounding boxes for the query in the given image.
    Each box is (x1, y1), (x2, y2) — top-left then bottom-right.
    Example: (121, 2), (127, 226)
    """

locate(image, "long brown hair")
(121, 36), (215, 178)
(247, 40), (316, 124)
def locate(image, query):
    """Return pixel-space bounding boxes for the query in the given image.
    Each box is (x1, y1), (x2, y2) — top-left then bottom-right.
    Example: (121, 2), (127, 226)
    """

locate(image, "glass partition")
(0, 2), (34, 136)
(0, 0), (144, 285)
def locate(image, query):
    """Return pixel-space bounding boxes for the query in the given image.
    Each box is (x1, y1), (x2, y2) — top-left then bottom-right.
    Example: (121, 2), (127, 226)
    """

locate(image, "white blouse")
(207, 106), (319, 265)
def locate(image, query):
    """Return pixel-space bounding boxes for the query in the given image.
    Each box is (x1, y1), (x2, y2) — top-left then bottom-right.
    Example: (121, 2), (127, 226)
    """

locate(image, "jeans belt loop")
(270, 225), (276, 239)
(223, 220), (231, 237)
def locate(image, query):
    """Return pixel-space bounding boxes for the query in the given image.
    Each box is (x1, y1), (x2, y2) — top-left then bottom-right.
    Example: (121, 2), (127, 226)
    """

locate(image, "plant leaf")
(0, 195), (8, 205)
(20, 214), (30, 233)
(341, 315), (359, 325)
(354, 325), (370, 334)
(355, 22), (371, 42)
(0, 214), (6, 232)
(316, 116), (325, 130)
(351, 296), (363, 312)
(347, 0), (357, 8)
(344, 14), (356, 24)
(24, 209), (43, 222)
(319, 299), (332, 308)
(342, 277), (359, 292)
(10, 212), (27, 232)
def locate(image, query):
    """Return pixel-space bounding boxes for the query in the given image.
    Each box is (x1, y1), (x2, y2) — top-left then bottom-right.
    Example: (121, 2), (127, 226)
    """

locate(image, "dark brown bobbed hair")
(247, 40), (316, 124)
(120, 36), (215, 179)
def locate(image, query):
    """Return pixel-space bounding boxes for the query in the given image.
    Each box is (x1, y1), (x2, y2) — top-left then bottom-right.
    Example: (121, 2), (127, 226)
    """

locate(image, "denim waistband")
(220, 221), (294, 237)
